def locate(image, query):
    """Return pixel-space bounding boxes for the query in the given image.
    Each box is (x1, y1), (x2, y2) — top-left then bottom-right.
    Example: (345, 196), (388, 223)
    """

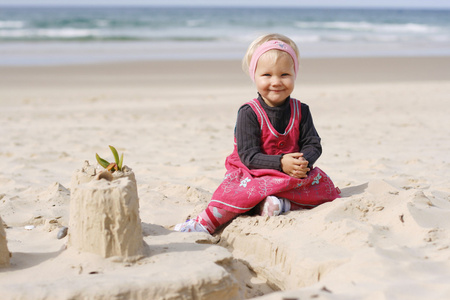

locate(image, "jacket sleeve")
(299, 103), (322, 167)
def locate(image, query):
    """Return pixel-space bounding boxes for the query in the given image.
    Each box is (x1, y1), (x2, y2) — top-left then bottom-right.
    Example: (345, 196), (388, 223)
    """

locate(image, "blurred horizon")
(1, 4), (447, 11)
(1, 0), (450, 9)
(1, 5), (450, 10)
(1, 5), (449, 65)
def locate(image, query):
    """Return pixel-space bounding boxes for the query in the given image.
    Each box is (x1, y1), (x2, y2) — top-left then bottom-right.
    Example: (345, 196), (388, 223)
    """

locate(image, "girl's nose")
(271, 76), (282, 85)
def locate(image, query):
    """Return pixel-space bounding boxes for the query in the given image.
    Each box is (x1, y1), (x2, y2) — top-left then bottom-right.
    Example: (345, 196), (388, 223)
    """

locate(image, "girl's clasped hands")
(281, 153), (310, 179)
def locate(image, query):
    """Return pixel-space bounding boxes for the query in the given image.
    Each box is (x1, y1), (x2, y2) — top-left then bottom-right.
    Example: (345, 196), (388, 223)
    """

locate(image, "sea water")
(0, 6), (449, 65)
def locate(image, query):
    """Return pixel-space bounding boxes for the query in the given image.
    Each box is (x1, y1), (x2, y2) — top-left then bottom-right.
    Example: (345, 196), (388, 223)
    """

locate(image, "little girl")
(175, 33), (340, 234)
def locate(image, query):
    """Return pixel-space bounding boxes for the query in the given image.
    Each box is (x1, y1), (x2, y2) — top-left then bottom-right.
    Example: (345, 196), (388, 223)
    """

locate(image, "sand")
(0, 56), (450, 299)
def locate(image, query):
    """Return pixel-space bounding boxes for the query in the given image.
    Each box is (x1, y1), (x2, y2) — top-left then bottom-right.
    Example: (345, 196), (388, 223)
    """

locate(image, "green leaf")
(118, 153), (124, 171)
(96, 153), (110, 168)
(109, 145), (120, 166)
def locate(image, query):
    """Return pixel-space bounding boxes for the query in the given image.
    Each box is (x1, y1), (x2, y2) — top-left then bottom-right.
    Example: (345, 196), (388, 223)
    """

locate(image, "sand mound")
(221, 180), (450, 299)
(0, 216), (10, 267)
(69, 163), (144, 258)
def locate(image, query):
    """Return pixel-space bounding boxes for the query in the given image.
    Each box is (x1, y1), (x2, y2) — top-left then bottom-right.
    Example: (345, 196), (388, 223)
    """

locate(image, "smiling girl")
(175, 33), (340, 234)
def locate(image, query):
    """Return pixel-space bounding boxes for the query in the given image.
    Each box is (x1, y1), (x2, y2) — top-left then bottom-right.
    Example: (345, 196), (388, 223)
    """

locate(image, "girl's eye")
(263, 74), (271, 76)
(281, 73), (290, 76)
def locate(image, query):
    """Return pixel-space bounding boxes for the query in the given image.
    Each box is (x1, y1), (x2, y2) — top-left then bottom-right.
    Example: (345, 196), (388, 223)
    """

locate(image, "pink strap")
(249, 40), (299, 82)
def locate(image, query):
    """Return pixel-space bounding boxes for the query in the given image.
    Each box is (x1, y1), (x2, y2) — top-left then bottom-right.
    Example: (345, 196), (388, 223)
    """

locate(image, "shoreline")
(1, 56), (450, 89)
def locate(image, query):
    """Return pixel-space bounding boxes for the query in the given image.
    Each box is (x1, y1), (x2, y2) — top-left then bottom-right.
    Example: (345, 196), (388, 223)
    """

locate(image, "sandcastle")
(68, 160), (145, 258)
(0, 216), (10, 267)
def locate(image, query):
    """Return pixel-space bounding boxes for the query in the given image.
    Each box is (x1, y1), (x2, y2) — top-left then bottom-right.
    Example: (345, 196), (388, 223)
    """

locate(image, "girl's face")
(254, 51), (295, 107)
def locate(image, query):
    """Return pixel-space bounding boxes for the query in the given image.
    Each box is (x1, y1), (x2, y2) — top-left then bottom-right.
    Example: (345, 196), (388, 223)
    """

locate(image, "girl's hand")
(281, 153), (310, 179)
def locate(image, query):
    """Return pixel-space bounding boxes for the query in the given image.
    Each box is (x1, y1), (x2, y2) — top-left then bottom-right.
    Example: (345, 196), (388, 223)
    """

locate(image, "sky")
(1, 0), (450, 9)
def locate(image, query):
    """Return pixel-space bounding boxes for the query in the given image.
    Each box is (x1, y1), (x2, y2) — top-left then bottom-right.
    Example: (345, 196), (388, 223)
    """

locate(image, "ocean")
(0, 6), (449, 65)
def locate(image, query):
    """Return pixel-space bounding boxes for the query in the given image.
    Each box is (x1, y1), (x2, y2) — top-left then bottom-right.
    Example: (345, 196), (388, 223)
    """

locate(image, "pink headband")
(249, 40), (299, 82)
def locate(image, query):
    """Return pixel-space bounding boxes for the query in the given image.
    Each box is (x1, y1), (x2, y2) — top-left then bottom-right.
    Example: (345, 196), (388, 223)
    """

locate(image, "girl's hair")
(242, 33), (300, 75)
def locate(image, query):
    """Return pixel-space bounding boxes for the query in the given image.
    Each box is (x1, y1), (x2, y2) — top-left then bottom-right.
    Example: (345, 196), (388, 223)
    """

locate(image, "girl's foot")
(174, 219), (209, 234)
(258, 196), (291, 217)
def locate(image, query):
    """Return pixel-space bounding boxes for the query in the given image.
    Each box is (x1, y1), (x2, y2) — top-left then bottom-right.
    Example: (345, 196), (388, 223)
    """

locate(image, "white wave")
(186, 19), (205, 27)
(0, 29), (30, 37)
(294, 21), (440, 34)
(0, 28), (98, 38)
(36, 28), (98, 38)
(0, 21), (25, 29)
(377, 23), (439, 33)
(95, 20), (109, 27)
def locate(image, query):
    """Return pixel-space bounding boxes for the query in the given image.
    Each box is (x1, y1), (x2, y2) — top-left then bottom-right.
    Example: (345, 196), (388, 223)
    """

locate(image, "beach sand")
(1, 56), (450, 299)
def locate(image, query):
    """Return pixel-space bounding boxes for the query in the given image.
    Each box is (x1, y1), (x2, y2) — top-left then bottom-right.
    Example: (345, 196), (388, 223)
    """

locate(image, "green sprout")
(96, 145), (124, 173)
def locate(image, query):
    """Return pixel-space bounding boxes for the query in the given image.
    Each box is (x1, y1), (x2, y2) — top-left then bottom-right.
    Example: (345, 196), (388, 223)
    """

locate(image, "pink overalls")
(209, 98), (340, 213)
